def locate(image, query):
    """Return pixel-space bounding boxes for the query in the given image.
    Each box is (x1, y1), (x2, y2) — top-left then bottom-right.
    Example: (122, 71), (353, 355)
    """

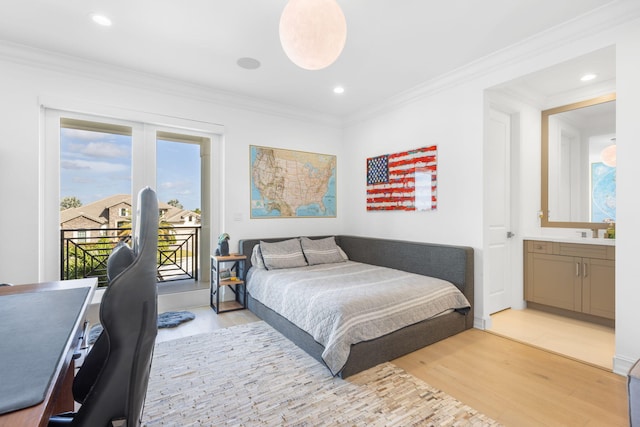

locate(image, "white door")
(486, 108), (512, 314)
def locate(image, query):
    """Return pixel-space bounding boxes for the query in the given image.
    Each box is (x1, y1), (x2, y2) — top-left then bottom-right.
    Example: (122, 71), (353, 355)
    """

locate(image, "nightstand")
(210, 254), (247, 313)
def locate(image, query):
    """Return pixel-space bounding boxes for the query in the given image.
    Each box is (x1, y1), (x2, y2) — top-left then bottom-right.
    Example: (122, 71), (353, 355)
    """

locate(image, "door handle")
(583, 263), (588, 278)
(576, 262), (580, 277)
(506, 231), (515, 238)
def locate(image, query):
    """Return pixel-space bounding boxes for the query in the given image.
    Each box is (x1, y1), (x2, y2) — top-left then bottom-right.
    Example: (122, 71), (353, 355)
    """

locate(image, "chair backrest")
(72, 187), (159, 426)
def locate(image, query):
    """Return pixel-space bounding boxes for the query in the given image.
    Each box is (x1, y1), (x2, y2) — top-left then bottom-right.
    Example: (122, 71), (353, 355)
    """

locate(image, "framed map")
(250, 145), (337, 218)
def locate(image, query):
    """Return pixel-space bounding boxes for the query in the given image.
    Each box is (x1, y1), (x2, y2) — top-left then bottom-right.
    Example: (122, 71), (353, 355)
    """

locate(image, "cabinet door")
(526, 253), (581, 311)
(582, 258), (615, 319)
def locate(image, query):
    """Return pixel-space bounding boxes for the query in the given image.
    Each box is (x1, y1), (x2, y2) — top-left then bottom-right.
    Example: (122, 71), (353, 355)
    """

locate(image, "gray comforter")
(247, 261), (470, 375)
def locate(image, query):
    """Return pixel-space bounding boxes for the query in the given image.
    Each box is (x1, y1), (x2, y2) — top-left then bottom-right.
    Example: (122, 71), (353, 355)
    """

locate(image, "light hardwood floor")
(159, 305), (628, 426)
(487, 308), (615, 371)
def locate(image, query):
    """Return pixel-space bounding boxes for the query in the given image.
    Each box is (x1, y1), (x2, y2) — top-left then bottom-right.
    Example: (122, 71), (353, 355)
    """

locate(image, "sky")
(60, 128), (201, 211)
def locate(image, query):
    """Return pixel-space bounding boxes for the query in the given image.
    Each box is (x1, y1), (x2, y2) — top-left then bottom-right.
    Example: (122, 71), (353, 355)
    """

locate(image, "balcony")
(61, 226), (200, 287)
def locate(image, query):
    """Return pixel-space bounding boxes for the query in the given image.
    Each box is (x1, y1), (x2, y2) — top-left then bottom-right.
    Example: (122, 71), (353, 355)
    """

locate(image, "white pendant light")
(600, 138), (617, 167)
(279, 0), (347, 70)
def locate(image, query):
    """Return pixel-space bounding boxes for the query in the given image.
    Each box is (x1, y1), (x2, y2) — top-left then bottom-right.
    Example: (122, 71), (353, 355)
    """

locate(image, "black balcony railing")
(60, 226), (200, 287)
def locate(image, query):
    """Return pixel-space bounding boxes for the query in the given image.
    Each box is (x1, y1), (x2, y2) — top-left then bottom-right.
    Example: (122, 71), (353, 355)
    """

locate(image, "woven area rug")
(142, 321), (500, 426)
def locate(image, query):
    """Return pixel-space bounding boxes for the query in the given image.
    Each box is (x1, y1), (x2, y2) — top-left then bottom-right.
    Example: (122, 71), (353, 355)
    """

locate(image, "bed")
(238, 235), (474, 378)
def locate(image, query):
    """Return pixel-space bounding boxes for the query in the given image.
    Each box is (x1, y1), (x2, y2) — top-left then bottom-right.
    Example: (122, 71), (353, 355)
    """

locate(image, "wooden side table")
(210, 254), (247, 313)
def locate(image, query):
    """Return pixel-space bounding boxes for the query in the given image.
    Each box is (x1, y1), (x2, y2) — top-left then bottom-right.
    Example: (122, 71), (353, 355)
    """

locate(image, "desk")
(0, 278), (96, 427)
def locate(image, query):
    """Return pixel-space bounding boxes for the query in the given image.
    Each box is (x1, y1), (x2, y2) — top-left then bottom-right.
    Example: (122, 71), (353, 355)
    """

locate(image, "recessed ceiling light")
(91, 14), (112, 27)
(333, 86), (345, 94)
(580, 73), (597, 82)
(237, 57), (261, 70)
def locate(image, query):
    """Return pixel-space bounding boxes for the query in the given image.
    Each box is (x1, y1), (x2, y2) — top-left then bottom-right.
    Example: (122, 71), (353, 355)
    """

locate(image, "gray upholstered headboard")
(237, 235), (473, 314)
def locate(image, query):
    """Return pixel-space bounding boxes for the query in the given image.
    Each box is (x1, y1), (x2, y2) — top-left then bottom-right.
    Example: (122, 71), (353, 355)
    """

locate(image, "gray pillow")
(260, 239), (307, 270)
(300, 236), (346, 265)
(107, 241), (135, 281)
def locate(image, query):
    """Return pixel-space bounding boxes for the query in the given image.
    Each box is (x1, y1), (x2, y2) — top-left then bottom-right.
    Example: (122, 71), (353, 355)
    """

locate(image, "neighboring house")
(60, 194), (201, 241)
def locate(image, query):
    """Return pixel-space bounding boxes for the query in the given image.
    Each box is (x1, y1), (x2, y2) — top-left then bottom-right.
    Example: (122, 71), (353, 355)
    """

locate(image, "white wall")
(342, 10), (640, 374)
(0, 47), (345, 285)
(342, 83), (486, 320)
(614, 19), (640, 374)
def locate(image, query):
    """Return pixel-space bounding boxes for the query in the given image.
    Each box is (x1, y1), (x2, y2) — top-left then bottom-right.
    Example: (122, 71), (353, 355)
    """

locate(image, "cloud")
(61, 159), (128, 173)
(159, 180), (194, 195)
(66, 141), (130, 159)
(61, 128), (116, 141)
(61, 160), (91, 170)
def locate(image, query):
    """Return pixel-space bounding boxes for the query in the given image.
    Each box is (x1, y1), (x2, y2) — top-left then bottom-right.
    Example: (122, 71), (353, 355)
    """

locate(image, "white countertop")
(523, 235), (615, 246)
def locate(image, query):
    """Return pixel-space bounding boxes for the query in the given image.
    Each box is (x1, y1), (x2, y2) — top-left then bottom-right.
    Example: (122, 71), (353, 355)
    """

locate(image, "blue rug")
(157, 311), (196, 328)
(89, 311), (196, 344)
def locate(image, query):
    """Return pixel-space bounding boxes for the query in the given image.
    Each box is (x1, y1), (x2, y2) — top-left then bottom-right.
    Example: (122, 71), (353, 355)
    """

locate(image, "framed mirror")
(541, 93), (616, 232)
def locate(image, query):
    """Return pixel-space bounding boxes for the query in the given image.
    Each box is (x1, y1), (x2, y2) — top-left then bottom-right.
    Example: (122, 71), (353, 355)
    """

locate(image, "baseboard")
(614, 354), (637, 376)
(474, 316), (491, 330)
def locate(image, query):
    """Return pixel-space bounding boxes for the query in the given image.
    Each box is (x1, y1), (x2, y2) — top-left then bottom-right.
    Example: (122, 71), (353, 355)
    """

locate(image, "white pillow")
(250, 244), (266, 269)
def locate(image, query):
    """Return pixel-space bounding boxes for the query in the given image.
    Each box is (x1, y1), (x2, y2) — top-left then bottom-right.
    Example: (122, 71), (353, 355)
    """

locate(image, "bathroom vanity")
(524, 238), (615, 326)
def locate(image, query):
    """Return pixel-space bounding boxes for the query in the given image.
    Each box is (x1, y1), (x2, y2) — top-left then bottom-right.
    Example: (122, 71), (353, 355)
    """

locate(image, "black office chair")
(49, 187), (159, 427)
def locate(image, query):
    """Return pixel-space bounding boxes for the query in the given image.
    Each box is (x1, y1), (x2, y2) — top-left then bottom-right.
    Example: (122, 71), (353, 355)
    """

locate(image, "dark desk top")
(0, 278), (96, 427)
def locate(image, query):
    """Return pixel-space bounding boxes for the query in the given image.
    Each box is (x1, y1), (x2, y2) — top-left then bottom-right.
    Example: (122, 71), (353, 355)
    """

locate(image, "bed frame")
(238, 235), (474, 378)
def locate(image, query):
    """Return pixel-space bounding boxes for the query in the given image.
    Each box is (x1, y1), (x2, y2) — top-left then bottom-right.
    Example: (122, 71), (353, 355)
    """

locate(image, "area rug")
(157, 310), (196, 328)
(142, 321), (500, 426)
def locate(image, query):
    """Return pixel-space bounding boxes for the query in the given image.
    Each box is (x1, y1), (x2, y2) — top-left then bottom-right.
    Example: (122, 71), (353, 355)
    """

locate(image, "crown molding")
(343, 0), (640, 127)
(0, 40), (343, 129)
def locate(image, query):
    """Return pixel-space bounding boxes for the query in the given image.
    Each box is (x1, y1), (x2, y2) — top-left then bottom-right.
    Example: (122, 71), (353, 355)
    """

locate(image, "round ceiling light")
(91, 13), (112, 27)
(279, 0), (347, 71)
(580, 73), (597, 82)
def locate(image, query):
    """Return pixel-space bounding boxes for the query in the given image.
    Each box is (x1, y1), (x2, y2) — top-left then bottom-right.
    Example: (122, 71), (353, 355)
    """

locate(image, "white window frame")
(40, 98), (223, 282)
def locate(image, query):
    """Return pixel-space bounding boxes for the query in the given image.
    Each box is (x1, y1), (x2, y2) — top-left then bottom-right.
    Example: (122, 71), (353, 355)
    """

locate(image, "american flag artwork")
(366, 145), (437, 211)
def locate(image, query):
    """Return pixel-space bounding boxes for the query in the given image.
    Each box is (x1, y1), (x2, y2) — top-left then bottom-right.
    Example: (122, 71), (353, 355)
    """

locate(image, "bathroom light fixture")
(580, 73), (597, 82)
(600, 138), (617, 167)
(279, 0), (347, 70)
(333, 86), (345, 94)
(91, 13), (112, 27)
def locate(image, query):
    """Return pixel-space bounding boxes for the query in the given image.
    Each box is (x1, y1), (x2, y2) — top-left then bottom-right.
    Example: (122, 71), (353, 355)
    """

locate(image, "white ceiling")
(0, 0), (620, 118)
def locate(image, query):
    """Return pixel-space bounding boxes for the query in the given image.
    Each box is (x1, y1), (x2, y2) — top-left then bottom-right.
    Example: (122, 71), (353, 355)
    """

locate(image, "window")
(43, 106), (222, 282)
(60, 118), (132, 210)
(156, 131), (203, 215)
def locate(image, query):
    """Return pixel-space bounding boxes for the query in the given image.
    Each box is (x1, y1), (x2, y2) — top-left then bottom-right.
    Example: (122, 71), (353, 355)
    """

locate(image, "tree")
(167, 199), (183, 209)
(117, 218), (176, 246)
(60, 196), (82, 210)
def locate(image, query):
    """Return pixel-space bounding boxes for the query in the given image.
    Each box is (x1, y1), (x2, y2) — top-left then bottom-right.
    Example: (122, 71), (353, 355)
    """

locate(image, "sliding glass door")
(43, 109), (216, 284)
